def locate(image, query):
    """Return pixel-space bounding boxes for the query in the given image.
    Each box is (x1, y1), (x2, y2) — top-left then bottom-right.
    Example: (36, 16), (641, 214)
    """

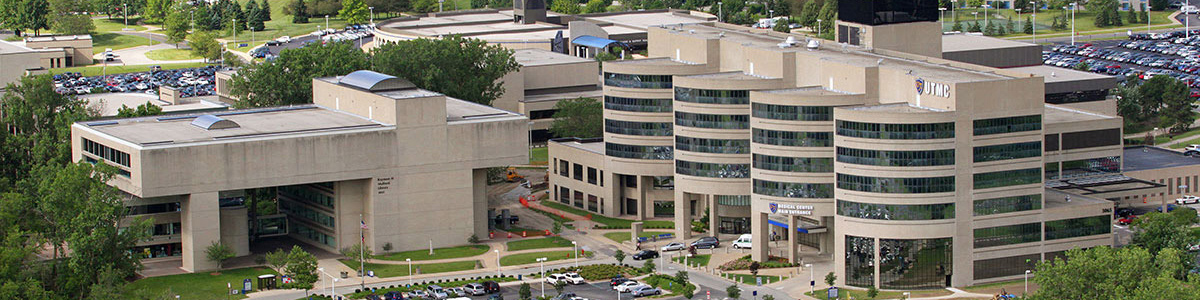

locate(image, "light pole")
(972, 11), (978, 23)
(317, 267), (339, 298)
(227, 282), (231, 300)
(1016, 8), (1022, 32)
(1024, 270), (1031, 296)
(406, 258), (413, 287)
(1069, 2), (1077, 45)
(718, 2), (723, 23)
(369, 6), (375, 27)
(571, 241), (579, 269)
(805, 263), (813, 295)
(816, 19), (822, 36)
(939, 7), (947, 31)
(232, 19), (237, 47)
(1148, 3), (1153, 35)
(983, 4), (989, 27)
(1187, 7), (1191, 39)
(325, 15), (330, 33)
(769, 9), (774, 19)
(123, 3), (128, 29)
(1031, 1), (1037, 42)
(537, 257), (548, 298)
(439, 0), (444, 12)
(951, 0), (957, 21)
(495, 249), (502, 278)
(190, 10), (194, 32)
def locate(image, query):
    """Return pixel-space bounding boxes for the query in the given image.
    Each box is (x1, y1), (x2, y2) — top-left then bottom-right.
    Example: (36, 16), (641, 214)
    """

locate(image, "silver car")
(661, 242), (686, 252)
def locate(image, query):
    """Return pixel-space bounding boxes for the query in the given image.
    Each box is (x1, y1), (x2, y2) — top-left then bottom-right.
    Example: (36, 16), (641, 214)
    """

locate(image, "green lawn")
(542, 201), (674, 229)
(342, 259), (478, 277)
(123, 267), (277, 299)
(946, 8), (1174, 38)
(373, 244), (490, 262)
(506, 236), (573, 251)
(530, 147), (547, 165)
(144, 48), (200, 60)
(93, 32), (159, 51)
(671, 254), (710, 267)
(725, 273), (786, 285)
(94, 16), (148, 32)
(804, 287), (953, 299)
(226, 0), (349, 44)
(602, 231), (670, 243)
(499, 250), (582, 266)
(48, 62), (211, 76)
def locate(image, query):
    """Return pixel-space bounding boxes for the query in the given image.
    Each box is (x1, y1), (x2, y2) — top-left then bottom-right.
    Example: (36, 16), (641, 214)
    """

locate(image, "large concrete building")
(72, 70), (528, 272)
(547, 1), (1164, 288)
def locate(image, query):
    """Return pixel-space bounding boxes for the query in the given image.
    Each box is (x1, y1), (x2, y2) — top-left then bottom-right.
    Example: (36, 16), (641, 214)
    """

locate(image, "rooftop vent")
(806, 39), (820, 50)
(338, 70), (416, 92)
(191, 115), (240, 130)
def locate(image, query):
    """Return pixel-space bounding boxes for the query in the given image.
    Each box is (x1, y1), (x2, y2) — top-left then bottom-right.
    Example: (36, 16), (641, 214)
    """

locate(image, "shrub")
(575, 264), (625, 280)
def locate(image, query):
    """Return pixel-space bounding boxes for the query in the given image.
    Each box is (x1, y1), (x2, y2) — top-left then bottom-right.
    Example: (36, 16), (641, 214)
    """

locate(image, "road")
(263, 32), (374, 56)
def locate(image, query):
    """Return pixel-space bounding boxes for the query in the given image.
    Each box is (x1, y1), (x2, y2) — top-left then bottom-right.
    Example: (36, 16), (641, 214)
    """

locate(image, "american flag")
(361, 220), (367, 243)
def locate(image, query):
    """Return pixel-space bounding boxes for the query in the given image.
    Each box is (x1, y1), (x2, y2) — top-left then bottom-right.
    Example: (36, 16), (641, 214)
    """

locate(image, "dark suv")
(691, 236), (719, 249)
(482, 280), (501, 293)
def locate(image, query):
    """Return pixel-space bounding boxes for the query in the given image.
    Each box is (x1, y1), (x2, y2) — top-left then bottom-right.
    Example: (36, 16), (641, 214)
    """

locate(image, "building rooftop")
(843, 103), (947, 113)
(79, 105), (388, 147)
(1007, 65), (1115, 84)
(584, 11), (712, 29)
(941, 33), (1035, 52)
(514, 49), (594, 66)
(1047, 174), (1165, 195)
(1042, 104), (1116, 124)
(553, 137), (604, 154)
(523, 88), (603, 103)
(82, 93), (228, 117)
(758, 86), (859, 96)
(1044, 188), (1111, 209)
(0, 39), (33, 53)
(24, 34), (92, 43)
(1123, 146), (1200, 172)
(607, 57), (700, 66)
(382, 10), (517, 28)
(682, 71), (777, 80)
(405, 21), (563, 37)
(446, 98), (523, 122)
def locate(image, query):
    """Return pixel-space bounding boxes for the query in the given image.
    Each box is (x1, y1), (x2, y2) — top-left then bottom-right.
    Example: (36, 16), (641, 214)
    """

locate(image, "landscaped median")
(541, 201), (674, 229)
(602, 231), (671, 244)
(506, 236), (574, 251)
(803, 287), (953, 299)
(123, 267), (277, 299)
(340, 260), (479, 277)
(373, 245), (490, 262)
(499, 250), (589, 266)
(671, 254), (710, 267)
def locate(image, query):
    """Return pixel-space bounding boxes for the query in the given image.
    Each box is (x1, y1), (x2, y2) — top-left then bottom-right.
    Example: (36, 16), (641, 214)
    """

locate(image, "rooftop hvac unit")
(806, 39), (820, 50)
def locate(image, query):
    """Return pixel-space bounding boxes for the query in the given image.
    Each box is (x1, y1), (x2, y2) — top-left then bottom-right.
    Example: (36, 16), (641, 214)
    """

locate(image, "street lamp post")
(495, 249), (502, 278)
(769, 9), (774, 19)
(325, 15), (330, 33)
(1070, 2), (1077, 45)
(439, 0), (444, 12)
(317, 267), (339, 298)
(537, 257), (548, 298)
(1016, 8), (1022, 31)
(718, 2), (723, 23)
(232, 19), (237, 46)
(805, 264), (813, 295)
(1031, 1), (1037, 42)
(1024, 270), (1031, 296)
(1149, 3), (1153, 34)
(369, 6), (375, 27)
(406, 258), (413, 287)
(124, 3), (128, 29)
(983, 4), (989, 27)
(571, 241), (579, 269)
(951, 0), (957, 21)
(816, 19), (822, 36)
(939, 7), (947, 32)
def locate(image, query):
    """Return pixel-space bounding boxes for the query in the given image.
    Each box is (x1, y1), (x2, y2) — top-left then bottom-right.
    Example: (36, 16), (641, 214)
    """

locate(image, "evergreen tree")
(246, 0), (264, 31)
(291, 0), (309, 23)
(984, 21), (996, 35)
(1006, 18), (1015, 33)
(1023, 16), (1033, 34)
(969, 20), (981, 32)
(1139, 10), (1148, 24)
(1127, 8), (1138, 24)
(798, 0), (818, 28)
(260, 0), (272, 21)
(952, 19), (963, 31)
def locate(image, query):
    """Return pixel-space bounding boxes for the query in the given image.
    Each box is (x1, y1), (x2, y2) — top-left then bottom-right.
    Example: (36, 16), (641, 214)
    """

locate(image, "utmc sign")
(915, 78), (951, 98)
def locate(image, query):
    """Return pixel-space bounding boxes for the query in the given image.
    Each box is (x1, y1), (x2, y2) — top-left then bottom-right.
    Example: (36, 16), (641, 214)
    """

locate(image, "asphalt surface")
(263, 31), (374, 55)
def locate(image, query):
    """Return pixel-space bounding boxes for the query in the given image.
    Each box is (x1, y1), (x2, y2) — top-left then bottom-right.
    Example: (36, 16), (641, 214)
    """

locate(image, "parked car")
(446, 287), (465, 297)
(546, 273), (566, 285)
(661, 242), (686, 252)
(1118, 215), (1138, 225)
(482, 281), (500, 293)
(614, 281), (642, 292)
(463, 283), (486, 295)
(563, 272), (586, 284)
(610, 276), (631, 287)
(731, 234), (752, 249)
(631, 285), (662, 297)
(691, 236), (719, 249)
(1158, 204), (1180, 212)
(551, 292), (577, 300)
(408, 289), (429, 298)
(383, 291), (406, 300)
(427, 285), (448, 299)
(1177, 195), (1200, 204)
(632, 250), (659, 260)
(487, 294), (504, 300)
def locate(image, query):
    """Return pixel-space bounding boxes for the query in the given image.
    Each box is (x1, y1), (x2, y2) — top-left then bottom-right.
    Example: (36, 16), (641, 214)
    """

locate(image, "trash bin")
(341, 271), (349, 279)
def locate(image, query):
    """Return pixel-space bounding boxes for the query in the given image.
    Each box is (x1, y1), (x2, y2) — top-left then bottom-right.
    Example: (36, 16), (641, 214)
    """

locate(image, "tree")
(260, 0), (272, 21)
(553, 280), (567, 295)
(116, 102), (164, 117)
(816, 0), (836, 35)
(772, 20), (790, 33)
(246, 0), (265, 31)
(748, 261), (760, 276)
(288, 0), (309, 23)
(1139, 10), (1148, 24)
(340, 0), (369, 24)
(1023, 16), (1033, 34)
(1117, 81), (1144, 123)
(47, 0), (94, 34)
(583, 0), (607, 13)
(371, 35), (521, 106)
(798, 0), (818, 28)
(548, 97), (602, 138)
(1132, 211), (1193, 256)
(551, 0), (581, 14)
(642, 258), (655, 273)
(205, 241), (236, 270)
(952, 19), (963, 31)
(21, 0), (51, 36)
(725, 284), (741, 299)
(824, 272), (836, 286)
(1140, 75), (1192, 132)
(867, 286), (879, 299)
(518, 282), (532, 300)
(1127, 7), (1138, 24)
(551, 221), (563, 235)
(614, 249), (626, 265)
(1026, 246), (1200, 300)
(1005, 18), (1015, 34)
(188, 31), (223, 62)
(230, 41), (369, 108)
(674, 270), (689, 283)
(1150, 0), (1167, 11)
(1073, 61), (1089, 71)
(285, 245), (318, 287)
(0, 75), (94, 184)
(164, 7), (189, 47)
(969, 20), (981, 32)
(264, 249), (289, 272)
(143, 0), (169, 23)
(339, 243), (373, 272)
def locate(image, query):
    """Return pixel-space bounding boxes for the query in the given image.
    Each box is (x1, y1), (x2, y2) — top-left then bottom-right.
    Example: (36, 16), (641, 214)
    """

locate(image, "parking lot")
(256, 25), (375, 59)
(1041, 28), (1200, 97)
(53, 65), (230, 98)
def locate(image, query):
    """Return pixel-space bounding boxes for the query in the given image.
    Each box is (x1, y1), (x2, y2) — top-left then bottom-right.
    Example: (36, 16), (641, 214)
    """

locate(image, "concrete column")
(674, 190), (691, 239)
(182, 192), (221, 272)
(709, 196), (719, 237)
(631, 222), (644, 243)
(219, 206), (250, 257)
(787, 215), (798, 263)
(636, 176), (648, 220)
(751, 212), (768, 262)
(819, 217), (831, 255)
(473, 169), (489, 238)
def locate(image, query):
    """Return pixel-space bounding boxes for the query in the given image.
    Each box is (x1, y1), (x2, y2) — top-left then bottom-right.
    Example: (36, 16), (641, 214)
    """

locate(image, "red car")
(1118, 215), (1137, 225)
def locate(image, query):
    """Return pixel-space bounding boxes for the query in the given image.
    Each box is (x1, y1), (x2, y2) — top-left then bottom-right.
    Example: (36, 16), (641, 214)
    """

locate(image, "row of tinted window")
(1045, 216), (1111, 240)
(604, 142), (673, 160)
(605, 119), (673, 136)
(973, 115), (1041, 136)
(752, 128), (832, 147)
(715, 195), (751, 206)
(974, 168), (1041, 189)
(974, 194), (1042, 216)
(751, 103), (833, 121)
(752, 154), (833, 173)
(836, 173), (956, 194)
(603, 72), (672, 89)
(280, 200), (336, 229)
(836, 200), (955, 220)
(878, 238), (953, 289)
(675, 136), (749, 154)
(278, 185), (336, 209)
(675, 112), (749, 129)
(973, 254), (1040, 280)
(82, 138), (131, 167)
(974, 223), (1041, 248)
(753, 179), (834, 198)
(604, 96), (672, 112)
(974, 141), (1041, 162)
(836, 120), (955, 140)
(1046, 156), (1121, 180)
(675, 87), (749, 105)
(676, 160), (749, 178)
(835, 147), (955, 167)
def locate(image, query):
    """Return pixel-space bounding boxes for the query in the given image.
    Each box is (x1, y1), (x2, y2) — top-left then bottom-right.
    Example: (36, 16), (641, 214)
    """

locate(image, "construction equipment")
(505, 167), (525, 182)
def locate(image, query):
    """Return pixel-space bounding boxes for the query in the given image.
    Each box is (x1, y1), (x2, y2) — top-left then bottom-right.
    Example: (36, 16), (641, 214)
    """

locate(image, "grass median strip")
(373, 245), (490, 261)
(542, 201), (674, 229)
(602, 231), (671, 244)
(124, 267), (277, 299)
(342, 259), (478, 278)
(671, 254), (710, 267)
(499, 250), (584, 266)
(506, 236), (573, 251)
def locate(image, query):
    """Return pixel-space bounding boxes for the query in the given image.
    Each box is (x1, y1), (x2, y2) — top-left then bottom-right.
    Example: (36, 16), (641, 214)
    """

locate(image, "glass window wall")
(973, 254), (1039, 280)
(675, 112), (749, 129)
(845, 235), (875, 287)
(675, 136), (749, 154)
(603, 72), (672, 89)
(752, 103), (833, 121)
(973, 194), (1042, 216)
(675, 160), (749, 178)
(836, 200), (954, 220)
(675, 87), (749, 104)
(753, 179), (834, 198)
(974, 223), (1041, 248)
(836, 147), (955, 166)
(973, 115), (1042, 135)
(605, 119), (673, 136)
(973, 141), (1042, 162)
(752, 154), (833, 172)
(605, 143), (674, 160)
(878, 238), (953, 289)
(973, 168), (1042, 189)
(1045, 216), (1111, 240)
(604, 96), (673, 112)
(836, 120), (955, 140)
(752, 128), (832, 147)
(836, 174), (955, 194)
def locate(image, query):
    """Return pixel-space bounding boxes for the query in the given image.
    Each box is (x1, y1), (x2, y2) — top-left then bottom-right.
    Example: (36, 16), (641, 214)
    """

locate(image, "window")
(605, 119), (673, 136)
(675, 136), (749, 154)
(836, 147), (955, 166)
(604, 96), (672, 112)
(653, 176), (674, 190)
(973, 168), (1041, 189)
(753, 180), (834, 198)
(294, 223), (336, 248)
(974, 194), (1042, 216)
(1045, 216), (1111, 240)
(674, 112), (749, 129)
(752, 129), (832, 147)
(836, 200), (955, 220)
(715, 195), (751, 206)
(587, 195), (599, 212)
(676, 160), (749, 178)
(278, 185), (335, 209)
(753, 154), (834, 172)
(973, 115), (1041, 135)
(675, 87), (749, 104)
(81, 138), (131, 167)
(973, 254), (1040, 280)
(879, 238), (953, 289)
(752, 103), (833, 121)
(836, 121), (955, 140)
(718, 217), (750, 234)
(974, 223), (1041, 248)
(1045, 134), (1060, 151)
(623, 175), (638, 188)
(587, 167), (597, 185)
(559, 187), (570, 204)
(559, 160), (569, 176)
(836, 173), (955, 194)
(152, 222), (182, 236)
(128, 202), (181, 215)
(1057, 156), (1121, 179)
(573, 191), (584, 208)
(528, 109), (558, 120)
(573, 163), (583, 180)
(280, 200), (336, 229)
(653, 201), (674, 217)
(604, 72), (673, 89)
(973, 142), (1041, 162)
(845, 235), (875, 287)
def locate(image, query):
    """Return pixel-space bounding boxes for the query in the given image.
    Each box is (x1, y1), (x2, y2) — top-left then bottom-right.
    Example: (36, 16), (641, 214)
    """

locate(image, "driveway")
(97, 43), (205, 66)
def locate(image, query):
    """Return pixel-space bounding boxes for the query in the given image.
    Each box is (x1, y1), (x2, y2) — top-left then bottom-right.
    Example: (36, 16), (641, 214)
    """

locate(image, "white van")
(1184, 5), (1199, 14)
(732, 234), (752, 249)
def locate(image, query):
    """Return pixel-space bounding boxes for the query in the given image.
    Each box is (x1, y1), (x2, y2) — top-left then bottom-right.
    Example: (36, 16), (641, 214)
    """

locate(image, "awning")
(767, 219), (827, 234)
(571, 35), (622, 48)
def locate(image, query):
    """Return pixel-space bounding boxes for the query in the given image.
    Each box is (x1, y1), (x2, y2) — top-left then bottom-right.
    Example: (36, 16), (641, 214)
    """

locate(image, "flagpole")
(360, 214), (365, 291)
